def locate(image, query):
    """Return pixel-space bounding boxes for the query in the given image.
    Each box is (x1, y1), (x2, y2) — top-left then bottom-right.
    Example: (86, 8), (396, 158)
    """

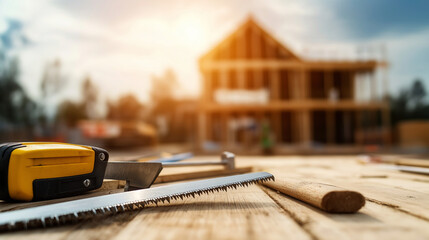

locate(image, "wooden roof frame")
(199, 16), (301, 62)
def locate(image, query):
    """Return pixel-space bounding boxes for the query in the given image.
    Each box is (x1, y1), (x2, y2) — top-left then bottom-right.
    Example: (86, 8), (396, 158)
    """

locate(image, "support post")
(270, 70), (280, 100)
(300, 111), (312, 147)
(198, 112), (207, 149)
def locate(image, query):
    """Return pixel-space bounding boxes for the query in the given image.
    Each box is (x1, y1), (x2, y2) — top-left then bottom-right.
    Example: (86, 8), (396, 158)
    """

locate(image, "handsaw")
(0, 172), (274, 231)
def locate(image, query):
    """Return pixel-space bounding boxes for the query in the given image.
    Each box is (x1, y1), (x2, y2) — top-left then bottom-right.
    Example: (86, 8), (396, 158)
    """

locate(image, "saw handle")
(0, 142), (109, 202)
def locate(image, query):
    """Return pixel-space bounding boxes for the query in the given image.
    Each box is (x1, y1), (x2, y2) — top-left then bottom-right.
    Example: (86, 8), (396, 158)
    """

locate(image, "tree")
(40, 59), (66, 99)
(82, 76), (98, 119)
(148, 69), (181, 139)
(0, 56), (37, 128)
(410, 79), (426, 106)
(56, 101), (86, 127)
(150, 69), (180, 118)
(390, 89), (409, 126)
(150, 69), (179, 106)
(39, 59), (67, 125)
(390, 78), (429, 126)
(55, 76), (100, 127)
(107, 94), (144, 121)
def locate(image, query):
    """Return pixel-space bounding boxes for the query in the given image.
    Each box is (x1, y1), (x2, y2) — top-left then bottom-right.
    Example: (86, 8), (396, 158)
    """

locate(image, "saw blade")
(0, 172), (274, 231)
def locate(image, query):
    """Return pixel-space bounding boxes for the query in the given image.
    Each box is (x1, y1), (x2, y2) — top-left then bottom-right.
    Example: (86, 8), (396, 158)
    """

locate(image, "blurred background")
(1, 0), (429, 155)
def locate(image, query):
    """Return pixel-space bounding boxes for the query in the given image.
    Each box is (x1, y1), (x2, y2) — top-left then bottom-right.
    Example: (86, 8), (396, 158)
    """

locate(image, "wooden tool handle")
(395, 158), (429, 168)
(263, 178), (365, 213)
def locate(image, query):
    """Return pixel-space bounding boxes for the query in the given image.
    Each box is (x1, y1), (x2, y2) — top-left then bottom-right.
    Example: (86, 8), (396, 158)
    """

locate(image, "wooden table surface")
(1, 155), (429, 240)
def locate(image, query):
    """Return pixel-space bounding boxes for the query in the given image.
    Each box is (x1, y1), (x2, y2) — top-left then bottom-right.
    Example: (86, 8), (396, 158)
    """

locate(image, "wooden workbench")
(1, 155), (429, 239)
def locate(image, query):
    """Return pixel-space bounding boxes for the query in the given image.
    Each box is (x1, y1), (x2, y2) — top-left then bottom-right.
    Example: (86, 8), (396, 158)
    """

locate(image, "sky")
(1, 0), (429, 105)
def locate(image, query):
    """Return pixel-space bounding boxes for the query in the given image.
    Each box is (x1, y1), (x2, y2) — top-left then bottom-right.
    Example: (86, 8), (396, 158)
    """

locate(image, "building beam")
(265, 38), (276, 58)
(325, 70), (333, 100)
(222, 113), (229, 147)
(326, 110), (335, 145)
(382, 67), (390, 145)
(272, 112), (282, 144)
(198, 113), (207, 149)
(200, 60), (381, 71)
(370, 71), (377, 101)
(237, 30), (246, 59)
(202, 101), (389, 111)
(300, 111), (312, 147)
(288, 71), (295, 99)
(251, 24), (261, 59)
(270, 70), (280, 100)
(203, 70), (212, 103)
(220, 70), (228, 89)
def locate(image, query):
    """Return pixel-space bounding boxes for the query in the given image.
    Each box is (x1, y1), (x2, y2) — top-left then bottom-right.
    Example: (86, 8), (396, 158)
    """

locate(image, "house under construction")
(198, 17), (390, 153)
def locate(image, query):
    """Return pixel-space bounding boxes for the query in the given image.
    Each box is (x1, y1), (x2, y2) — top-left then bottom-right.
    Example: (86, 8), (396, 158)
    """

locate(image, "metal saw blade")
(0, 172), (274, 231)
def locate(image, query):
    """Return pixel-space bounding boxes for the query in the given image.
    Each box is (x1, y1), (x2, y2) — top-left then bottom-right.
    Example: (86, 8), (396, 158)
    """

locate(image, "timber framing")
(198, 16), (390, 151)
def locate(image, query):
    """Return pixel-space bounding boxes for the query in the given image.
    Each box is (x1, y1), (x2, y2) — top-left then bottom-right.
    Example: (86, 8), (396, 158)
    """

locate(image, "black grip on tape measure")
(32, 146), (109, 201)
(0, 143), (25, 201)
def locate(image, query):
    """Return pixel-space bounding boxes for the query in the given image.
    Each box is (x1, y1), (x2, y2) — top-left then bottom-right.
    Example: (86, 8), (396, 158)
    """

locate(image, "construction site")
(1, 2), (429, 239)
(198, 17), (390, 154)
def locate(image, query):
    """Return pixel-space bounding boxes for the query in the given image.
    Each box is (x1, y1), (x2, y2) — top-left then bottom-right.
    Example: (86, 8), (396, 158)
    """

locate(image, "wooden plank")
(331, 179), (429, 220)
(0, 180), (121, 213)
(0, 204), (141, 240)
(154, 167), (253, 184)
(197, 113), (207, 149)
(200, 60), (381, 71)
(0, 188), (124, 213)
(203, 70), (212, 103)
(302, 70), (309, 99)
(112, 185), (312, 240)
(300, 111), (311, 146)
(362, 177), (429, 195)
(0, 180), (123, 212)
(272, 112), (282, 144)
(1, 186), (312, 240)
(99, 179), (124, 190)
(269, 70), (280, 100)
(263, 187), (429, 240)
(2, 155), (429, 240)
(221, 112), (229, 147)
(326, 111), (335, 145)
(261, 159), (429, 221)
(251, 25), (261, 59)
(370, 71), (377, 101)
(373, 157), (429, 168)
(201, 101), (389, 112)
(237, 30), (245, 59)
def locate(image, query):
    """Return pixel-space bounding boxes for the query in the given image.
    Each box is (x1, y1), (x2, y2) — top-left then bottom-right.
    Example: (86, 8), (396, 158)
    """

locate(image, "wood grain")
(263, 187), (429, 240)
(154, 167), (252, 184)
(395, 158), (429, 168)
(112, 185), (312, 240)
(1, 155), (429, 240)
(279, 168), (429, 220)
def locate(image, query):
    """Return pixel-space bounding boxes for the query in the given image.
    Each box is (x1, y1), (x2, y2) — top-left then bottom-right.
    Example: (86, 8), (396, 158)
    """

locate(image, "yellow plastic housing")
(8, 142), (95, 201)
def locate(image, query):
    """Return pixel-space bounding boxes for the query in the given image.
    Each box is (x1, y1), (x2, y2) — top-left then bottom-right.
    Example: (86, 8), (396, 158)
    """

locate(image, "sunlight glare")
(176, 15), (206, 47)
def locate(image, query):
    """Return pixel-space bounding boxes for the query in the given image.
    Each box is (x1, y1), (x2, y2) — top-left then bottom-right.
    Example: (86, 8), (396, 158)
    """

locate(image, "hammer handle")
(162, 161), (225, 167)
(263, 178), (365, 213)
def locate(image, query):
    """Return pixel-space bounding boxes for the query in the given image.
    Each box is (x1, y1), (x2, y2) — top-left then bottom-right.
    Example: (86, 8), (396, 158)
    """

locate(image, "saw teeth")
(0, 173), (274, 231)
